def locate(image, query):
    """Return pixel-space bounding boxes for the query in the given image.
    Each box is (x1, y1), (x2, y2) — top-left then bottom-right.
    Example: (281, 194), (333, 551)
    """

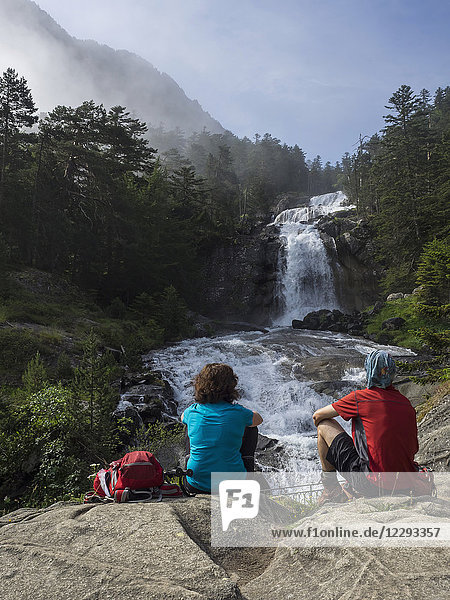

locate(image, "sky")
(22, 0), (450, 163)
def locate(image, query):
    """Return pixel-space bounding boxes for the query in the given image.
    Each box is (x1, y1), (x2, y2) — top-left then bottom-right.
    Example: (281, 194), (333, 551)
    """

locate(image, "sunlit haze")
(2, 0), (449, 163)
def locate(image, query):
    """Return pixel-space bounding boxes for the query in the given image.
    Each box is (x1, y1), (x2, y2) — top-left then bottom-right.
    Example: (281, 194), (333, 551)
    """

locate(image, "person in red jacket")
(312, 349), (424, 503)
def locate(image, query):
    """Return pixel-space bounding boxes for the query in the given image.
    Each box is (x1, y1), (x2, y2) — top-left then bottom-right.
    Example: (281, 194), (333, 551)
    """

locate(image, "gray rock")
(317, 215), (381, 312)
(197, 225), (282, 325)
(256, 434), (286, 470)
(291, 319), (305, 329)
(120, 381), (177, 421)
(1, 493), (449, 600)
(387, 292), (405, 301)
(416, 394), (450, 470)
(0, 501), (241, 600)
(242, 495), (450, 600)
(382, 317), (406, 330)
(366, 300), (385, 316)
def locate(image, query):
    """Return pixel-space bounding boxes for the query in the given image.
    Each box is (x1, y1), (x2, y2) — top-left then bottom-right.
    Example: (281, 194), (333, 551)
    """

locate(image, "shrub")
(106, 297), (127, 319)
(0, 328), (43, 382)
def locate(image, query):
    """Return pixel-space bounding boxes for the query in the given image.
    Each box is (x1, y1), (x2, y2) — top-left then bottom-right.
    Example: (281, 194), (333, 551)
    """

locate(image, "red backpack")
(87, 450), (181, 503)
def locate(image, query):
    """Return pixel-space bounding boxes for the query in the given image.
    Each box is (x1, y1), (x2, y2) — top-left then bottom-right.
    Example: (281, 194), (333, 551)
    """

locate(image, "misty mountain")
(0, 0), (224, 135)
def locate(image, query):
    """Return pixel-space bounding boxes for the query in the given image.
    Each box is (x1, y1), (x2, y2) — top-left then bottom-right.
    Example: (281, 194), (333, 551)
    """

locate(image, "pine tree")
(0, 68), (38, 210)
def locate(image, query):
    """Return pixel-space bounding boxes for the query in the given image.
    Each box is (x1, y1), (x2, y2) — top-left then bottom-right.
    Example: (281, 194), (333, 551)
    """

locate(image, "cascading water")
(143, 190), (413, 475)
(272, 191), (354, 325)
(146, 330), (413, 472)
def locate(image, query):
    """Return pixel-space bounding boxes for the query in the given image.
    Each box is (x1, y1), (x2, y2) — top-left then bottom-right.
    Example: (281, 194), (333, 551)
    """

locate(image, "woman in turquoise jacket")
(181, 363), (263, 493)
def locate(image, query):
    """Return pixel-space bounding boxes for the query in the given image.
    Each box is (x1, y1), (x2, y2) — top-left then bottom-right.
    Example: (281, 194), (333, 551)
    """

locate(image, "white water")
(145, 191), (414, 474)
(146, 329), (413, 472)
(272, 191), (354, 325)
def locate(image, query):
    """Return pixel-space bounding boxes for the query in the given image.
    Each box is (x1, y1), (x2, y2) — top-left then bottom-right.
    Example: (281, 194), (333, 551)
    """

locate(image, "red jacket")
(332, 386), (419, 473)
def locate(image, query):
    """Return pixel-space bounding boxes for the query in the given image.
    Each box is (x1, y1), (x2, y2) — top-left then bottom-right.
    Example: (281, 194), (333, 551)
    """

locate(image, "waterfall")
(272, 191), (354, 325)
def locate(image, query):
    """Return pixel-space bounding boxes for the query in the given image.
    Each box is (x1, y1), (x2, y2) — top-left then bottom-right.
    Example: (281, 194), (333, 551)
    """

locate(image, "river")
(145, 328), (413, 472)
(145, 192), (413, 472)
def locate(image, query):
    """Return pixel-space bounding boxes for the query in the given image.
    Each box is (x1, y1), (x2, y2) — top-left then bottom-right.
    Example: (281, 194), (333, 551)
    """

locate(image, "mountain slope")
(0, 0), (224, 135)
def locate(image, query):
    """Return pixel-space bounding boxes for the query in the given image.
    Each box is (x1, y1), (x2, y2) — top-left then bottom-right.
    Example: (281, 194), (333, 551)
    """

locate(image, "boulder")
(2, 494), (448, 600)
(382, 317), (406, 330)
(0, 501), (241, 600)
(291, 319), (305, 329)
(292, 309), (365, 336)
(256, 434), (286, 470)
(387, 292), (405, 301)
(119, 379), (177, 421)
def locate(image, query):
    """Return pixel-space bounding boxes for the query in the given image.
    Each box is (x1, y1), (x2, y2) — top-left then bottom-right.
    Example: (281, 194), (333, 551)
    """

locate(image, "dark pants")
(184, 426), (259, 494)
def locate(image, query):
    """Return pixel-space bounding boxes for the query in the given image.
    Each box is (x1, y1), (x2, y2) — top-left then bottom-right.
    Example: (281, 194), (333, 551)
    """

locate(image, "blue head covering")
(364, 350), (396, 389)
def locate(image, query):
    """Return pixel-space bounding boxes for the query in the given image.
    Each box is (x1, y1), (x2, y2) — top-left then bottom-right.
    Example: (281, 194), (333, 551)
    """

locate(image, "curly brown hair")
(194, 363), (239, 404)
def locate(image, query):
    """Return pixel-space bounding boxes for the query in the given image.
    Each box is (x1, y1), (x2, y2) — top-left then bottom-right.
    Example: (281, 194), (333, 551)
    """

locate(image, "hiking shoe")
(341, 482), (362, 501)
(317, 486), (347, 506)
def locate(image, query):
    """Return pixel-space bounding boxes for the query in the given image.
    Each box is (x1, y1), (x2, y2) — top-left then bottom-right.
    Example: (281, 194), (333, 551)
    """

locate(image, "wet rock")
(292, 309), (365, 336)
(291, 319), (305, 329)
(272, 192), (310, 214)
(118, 375), (178, 429)
(197, 225), (282, 325)
(214, 321), (269, 334)
(317, 215), (381, 312)
(257, 434), (279, 452)
(256, 434), (286, 471)
(310, 380), (361, 400)
(382, 317), (406, 330)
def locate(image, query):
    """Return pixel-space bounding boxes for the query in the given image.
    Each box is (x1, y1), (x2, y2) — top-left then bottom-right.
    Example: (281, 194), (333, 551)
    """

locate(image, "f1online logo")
(219, 480), (260, 531)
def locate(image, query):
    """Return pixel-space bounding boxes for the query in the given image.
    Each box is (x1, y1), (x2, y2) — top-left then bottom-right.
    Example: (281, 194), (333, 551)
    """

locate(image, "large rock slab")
(242, 495), (450, 600)
(1, 493), (449, 600)
(243, 544), (449, 600)
(0, 501), (241, 600)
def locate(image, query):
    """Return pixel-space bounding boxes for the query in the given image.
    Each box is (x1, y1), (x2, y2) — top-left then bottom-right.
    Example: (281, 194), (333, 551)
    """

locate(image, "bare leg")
(315, 418), (347, 503)
(317, 418), (345, 471)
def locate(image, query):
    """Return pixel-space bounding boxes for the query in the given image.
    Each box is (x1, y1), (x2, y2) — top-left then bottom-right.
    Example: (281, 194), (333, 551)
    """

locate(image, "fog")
(0, 0), (223, 136)
(1, 0), (449, 162)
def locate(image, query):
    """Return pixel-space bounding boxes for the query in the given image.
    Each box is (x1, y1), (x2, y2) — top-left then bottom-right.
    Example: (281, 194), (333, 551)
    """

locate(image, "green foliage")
(106, 297), (127, 319)
(366, 297), (424, 348)
(343, 85), (450, 295)
(406, 328), (450, 383)
(413, 302), (450, 321)
(0, 333), (129, 511)
(416, 238), (450, 305)
(0, 69), (342, 313)
(127, 422), (184, 454)
(73, 331), (120, 439)
(22, 351), (48, 393)
(0, 328), (43, 382)
(0, 233), (9, 287)
(156, 285), (193, 342)
(0, 384), (88, 508)
(55, 352), (74, 381)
